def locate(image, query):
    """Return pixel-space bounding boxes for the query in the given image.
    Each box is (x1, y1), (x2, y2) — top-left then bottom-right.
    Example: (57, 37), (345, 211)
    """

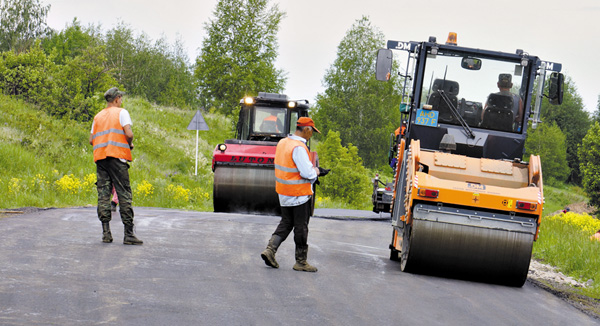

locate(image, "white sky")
(45, 0), (599, 113)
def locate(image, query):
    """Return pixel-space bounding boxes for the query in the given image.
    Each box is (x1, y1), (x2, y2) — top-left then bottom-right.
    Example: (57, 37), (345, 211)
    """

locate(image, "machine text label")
(230, 156), (274, 164)
(467, 183), (486, 190)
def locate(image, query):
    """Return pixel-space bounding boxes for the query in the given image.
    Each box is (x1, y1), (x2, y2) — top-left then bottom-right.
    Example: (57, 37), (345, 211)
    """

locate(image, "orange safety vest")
(92, 107), (132, 162)
(274, 137), (313, 196)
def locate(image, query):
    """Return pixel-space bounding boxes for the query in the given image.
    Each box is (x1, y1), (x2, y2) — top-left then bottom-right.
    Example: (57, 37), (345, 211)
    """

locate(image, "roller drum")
(404, 203), (535, 286)
(213, 165), (280, 214)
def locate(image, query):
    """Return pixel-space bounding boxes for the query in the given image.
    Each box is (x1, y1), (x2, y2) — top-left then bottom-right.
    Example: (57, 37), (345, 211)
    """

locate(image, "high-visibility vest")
(274, 137), (313, 196)
(92, 107), (132, 162)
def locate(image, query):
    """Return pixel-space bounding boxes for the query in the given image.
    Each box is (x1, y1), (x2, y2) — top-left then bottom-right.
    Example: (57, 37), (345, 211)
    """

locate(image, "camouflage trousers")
(95, 157), (134, 225)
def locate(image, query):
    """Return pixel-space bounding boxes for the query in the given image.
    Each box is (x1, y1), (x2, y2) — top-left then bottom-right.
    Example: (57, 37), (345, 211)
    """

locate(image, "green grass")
(533, 212), (600, 298)
(533, 184), (600, 298)
(0, 94), (232, 210)
(542, 184), (588, 215)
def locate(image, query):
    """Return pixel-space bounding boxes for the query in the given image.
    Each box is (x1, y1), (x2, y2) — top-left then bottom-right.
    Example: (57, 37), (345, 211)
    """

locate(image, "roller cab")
(212, 92), (317, 214)
(378, 33), (563, 286)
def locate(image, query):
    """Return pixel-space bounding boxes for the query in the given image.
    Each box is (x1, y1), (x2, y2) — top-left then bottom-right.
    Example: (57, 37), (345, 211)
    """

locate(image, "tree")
(316, 130), (371, 206)
(539, 75), (590, 184)
(312, 16), (402, 168)
(0, 0), (51, 52)
(0, 42), (57, 107)
(42, 18), (102, 65)
(592, 95), (600, 124)
(194, 0), (286, 115)
(57, 44), (118, 120)
(524, 122), (569, 185)
(105, 22), (197, 108)
(579, 122), (600, 209)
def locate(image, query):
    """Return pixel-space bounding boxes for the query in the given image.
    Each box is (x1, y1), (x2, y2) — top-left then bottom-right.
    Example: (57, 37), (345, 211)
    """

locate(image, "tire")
(400, 222), (412, 272)
(390, 229), (400, 261)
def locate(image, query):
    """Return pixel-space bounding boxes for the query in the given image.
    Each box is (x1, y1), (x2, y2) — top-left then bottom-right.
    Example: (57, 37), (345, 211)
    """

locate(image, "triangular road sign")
(187, 109), (209, 131)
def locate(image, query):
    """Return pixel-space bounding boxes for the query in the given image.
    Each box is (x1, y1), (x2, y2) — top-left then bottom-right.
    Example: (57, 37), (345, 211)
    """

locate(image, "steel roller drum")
(213, 165), (280, 214)
(404, 203), (535, 286)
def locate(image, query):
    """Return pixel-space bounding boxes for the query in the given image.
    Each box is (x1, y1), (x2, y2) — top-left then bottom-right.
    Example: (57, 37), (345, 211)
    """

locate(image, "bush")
(316, 130), (371, 208)
(579, 122), (600, 209)
(525, 122), (569, 185)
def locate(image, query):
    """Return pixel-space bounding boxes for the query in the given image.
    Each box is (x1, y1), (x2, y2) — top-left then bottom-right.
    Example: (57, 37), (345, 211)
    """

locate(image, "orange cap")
(297, 117), (320, 133)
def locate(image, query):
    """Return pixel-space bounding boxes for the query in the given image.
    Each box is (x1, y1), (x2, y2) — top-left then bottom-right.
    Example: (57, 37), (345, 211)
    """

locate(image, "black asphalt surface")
(0, 207), (597, 325)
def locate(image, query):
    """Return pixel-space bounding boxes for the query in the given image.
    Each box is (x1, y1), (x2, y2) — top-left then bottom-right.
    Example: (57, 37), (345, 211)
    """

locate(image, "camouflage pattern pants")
(96, 157), (134, 225)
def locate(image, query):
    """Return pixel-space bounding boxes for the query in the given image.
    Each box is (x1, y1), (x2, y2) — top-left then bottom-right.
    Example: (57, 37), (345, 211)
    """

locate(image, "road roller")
(212, 92), (318, 214)
(376, 33), (564, 286)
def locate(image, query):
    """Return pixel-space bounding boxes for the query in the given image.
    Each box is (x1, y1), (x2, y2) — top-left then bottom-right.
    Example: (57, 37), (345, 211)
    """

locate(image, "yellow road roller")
(376, 33), (564, 286)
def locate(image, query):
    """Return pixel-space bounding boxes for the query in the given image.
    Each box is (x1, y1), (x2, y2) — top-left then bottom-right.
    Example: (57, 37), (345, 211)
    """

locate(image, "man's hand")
(318, 167), (331, 176)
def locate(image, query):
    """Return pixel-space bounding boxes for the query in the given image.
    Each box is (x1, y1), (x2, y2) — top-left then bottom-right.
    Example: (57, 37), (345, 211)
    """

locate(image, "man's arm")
(123, 124), (134, 149)
(292, 147), (318, 182)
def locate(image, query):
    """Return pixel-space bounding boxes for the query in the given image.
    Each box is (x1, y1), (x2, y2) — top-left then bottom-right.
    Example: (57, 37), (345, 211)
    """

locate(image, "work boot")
(123, 224), (143, 245)
(293, 247), (317, 272)
(261, 235), (282, 268)
(102, 222), (113, 243)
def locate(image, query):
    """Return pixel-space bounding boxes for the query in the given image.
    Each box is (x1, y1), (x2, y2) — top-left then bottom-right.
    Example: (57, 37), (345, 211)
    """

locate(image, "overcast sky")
(45, 0), (599, 113)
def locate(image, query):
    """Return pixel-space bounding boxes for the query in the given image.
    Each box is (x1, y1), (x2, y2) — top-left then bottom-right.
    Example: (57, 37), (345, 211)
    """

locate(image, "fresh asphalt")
(0, 207), (596, 325)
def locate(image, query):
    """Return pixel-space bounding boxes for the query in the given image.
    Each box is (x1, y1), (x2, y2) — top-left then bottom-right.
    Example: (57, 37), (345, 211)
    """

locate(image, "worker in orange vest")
(261, 117), (329, 272)
(260, 114), (281, 133)
(89, 87), (143, 245)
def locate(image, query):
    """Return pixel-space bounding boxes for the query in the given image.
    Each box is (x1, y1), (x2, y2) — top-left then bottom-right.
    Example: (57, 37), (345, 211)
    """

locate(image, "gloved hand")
(318, 167), (331, 176)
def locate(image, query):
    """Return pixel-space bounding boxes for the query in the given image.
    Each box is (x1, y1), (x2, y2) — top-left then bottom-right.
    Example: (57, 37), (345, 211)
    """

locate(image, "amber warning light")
(446, 32), (457, 46)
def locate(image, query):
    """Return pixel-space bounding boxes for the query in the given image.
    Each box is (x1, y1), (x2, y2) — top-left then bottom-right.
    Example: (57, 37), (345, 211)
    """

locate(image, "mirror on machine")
(376, 49), (393, 81)
(461, 57), (482, 70)
(548, 72), (564, 105)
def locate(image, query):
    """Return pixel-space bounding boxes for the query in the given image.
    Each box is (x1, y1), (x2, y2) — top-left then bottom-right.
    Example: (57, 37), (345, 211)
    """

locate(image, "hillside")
(0, 95), (232, 210)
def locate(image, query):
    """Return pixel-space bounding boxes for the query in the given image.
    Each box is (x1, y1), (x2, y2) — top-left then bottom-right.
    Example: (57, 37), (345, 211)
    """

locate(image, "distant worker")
(260, 114), (282, 133)
(390, 121), (407, 168)
(481, 74), (524, 131)
(591, 230), (600, 241)
(90, 87), (143, 245)
(261, 117), (329, 272)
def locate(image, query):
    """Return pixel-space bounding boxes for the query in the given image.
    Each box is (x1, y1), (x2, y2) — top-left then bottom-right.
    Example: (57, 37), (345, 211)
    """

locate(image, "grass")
(542, 184), (588, 215)
(533, 211), (600, 298)
(0, 94), (232, 211)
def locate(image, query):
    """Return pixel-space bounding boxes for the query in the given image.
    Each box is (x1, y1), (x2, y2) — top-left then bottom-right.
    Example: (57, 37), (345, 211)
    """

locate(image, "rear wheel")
(400, 222), (412, 272)
(390, 229), (400, 261)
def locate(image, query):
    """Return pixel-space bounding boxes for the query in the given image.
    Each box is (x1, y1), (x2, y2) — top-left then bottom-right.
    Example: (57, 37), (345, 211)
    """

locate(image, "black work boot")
(102, 222), (113, 243)
(123, 224), (143, 245)
(261, 235), (282, 268)
(293, 247), (317, 272)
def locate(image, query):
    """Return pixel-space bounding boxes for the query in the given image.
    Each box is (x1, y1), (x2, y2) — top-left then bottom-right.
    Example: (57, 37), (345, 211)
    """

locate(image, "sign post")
(187, 109), (210, 175)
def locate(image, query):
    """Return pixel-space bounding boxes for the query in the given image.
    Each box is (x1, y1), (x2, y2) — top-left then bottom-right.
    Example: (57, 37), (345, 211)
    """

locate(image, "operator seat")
(480, 93), (514, 132)
(427, 79), (460, 123)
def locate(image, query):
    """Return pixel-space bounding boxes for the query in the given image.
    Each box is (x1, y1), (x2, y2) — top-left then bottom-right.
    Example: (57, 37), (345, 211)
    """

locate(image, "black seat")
(480, 93), (514, 132)
(427, 79), (459, 123)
